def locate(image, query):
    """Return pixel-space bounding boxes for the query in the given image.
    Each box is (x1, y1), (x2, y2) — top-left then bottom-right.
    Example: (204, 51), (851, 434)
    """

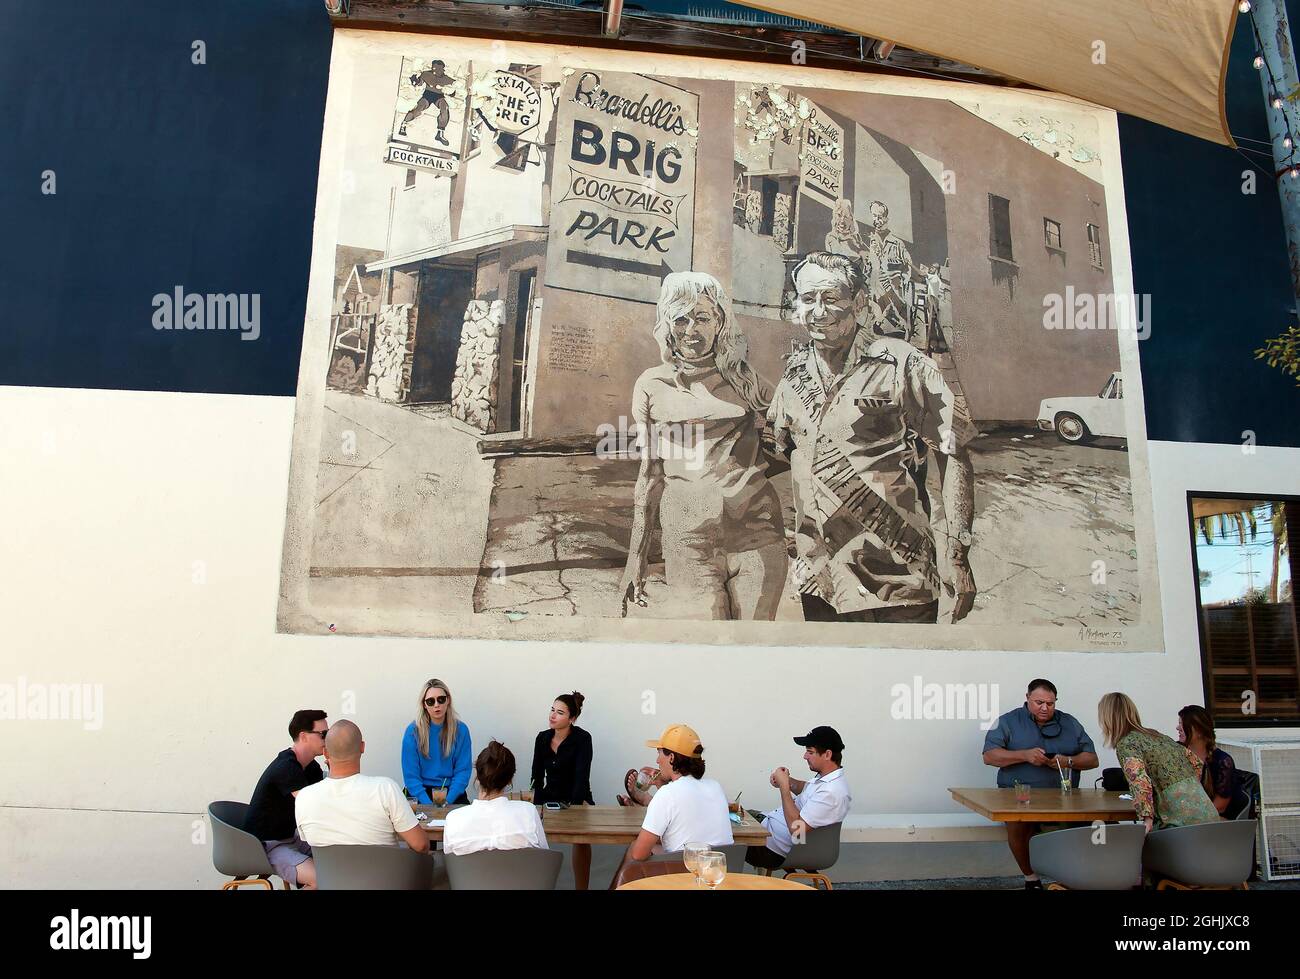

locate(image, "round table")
(617, 872), (813, 891)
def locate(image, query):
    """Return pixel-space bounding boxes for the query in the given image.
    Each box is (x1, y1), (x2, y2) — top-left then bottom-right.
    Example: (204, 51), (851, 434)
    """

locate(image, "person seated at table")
(611, 724), (733, 886)
(244, 708), (328, 890)
(295, 720), (429, 854)
(1099, 693), (1219, 833)
(982, 678), (1099, 889)
(530, 691), (594, 887)
(1177, 705), (1250, 819)
(744, 725), (852, 872)
(401, 678), (472, 805)
(444, 741), (549, 856)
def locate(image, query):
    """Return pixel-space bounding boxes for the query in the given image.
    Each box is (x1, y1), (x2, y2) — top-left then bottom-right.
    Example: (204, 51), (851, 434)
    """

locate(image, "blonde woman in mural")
(618, 272), (788, 620)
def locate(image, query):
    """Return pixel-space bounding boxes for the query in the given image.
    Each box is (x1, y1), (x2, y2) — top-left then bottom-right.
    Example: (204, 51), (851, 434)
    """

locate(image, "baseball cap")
(646, 723), (703, 757)
(793, 726), (845, 752)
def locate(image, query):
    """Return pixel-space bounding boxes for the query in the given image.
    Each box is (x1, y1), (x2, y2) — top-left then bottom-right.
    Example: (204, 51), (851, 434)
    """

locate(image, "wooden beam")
(328, 1), (1004, 86)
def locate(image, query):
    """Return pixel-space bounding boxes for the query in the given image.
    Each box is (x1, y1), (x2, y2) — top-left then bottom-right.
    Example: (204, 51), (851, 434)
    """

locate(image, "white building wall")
(0, 384), (1295, 887)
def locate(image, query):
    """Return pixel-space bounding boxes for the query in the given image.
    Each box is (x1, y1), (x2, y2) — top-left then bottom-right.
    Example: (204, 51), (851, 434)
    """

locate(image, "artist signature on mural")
(1078, 625), (1125, 647)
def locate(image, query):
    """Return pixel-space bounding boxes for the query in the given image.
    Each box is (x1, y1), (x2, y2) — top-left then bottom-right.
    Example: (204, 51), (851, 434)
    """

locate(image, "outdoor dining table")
(949, 786), (1137, 823)
(413, 803), (770, 846)
(618, 872), (812, 891)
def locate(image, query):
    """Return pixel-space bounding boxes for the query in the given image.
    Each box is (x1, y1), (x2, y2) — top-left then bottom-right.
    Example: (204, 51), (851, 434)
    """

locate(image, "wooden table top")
(414, 803), (769, 846)
(949, 787), (1136, 823)
(618, 872), (812, 891)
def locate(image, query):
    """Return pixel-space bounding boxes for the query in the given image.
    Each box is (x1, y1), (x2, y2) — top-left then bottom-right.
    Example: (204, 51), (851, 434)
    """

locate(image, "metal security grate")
(1264, 810), (1300, 878)
(1260, 747), (1300, 807)
(1221, 738), (1300, 880)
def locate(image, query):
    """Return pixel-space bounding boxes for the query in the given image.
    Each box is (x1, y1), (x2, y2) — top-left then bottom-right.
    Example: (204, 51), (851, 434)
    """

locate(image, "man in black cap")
(745, 726), (852, 871)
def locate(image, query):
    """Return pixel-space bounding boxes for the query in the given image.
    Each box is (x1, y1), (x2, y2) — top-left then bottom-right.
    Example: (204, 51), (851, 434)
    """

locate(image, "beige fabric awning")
(745, 0), (1241, 145)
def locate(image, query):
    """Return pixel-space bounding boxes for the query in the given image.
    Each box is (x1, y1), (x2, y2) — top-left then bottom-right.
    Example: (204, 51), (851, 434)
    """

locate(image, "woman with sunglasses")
(401, 679), (472, 805)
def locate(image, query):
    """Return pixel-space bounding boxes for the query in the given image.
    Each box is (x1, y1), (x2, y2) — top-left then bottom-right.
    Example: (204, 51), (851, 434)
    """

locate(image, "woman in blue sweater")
(401, 678), (472, 804)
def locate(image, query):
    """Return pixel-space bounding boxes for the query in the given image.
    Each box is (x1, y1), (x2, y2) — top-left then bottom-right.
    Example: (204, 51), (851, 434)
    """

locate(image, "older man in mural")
(767, 251), (977, 624)
(863, 201), (920, 345)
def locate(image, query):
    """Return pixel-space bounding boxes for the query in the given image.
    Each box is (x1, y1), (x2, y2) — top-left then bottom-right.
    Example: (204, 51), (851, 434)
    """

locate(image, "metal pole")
(1253, 0), (1300, 313)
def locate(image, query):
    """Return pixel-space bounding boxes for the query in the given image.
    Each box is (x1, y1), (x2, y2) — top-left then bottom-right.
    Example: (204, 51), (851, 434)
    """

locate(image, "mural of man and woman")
(618, 249), (977, 626)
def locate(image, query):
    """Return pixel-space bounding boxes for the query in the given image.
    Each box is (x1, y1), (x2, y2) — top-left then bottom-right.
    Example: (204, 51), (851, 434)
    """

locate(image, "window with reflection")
(1190, 494), (1299, 725)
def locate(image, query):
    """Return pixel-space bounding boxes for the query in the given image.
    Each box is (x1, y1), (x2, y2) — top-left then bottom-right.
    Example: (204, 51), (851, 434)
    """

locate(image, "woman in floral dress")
(1097, 692), (1219, 832)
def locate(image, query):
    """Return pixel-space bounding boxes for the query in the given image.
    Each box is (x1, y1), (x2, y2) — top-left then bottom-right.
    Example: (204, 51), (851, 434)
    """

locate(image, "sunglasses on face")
(424, 695), (449, 707)
(309, 729), (328, 738)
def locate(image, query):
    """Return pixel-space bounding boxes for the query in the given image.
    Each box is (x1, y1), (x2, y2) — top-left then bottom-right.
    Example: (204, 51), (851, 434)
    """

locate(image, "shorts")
(264, 834), (312, 886)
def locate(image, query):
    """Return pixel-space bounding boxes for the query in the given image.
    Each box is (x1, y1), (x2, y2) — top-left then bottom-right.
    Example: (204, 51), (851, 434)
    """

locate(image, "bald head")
(325, 719), (363, 763)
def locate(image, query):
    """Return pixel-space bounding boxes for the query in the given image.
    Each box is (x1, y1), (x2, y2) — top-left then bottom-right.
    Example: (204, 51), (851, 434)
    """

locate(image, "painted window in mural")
(1044, 218), (1063, 250)
(1190, 494), (1299, 725)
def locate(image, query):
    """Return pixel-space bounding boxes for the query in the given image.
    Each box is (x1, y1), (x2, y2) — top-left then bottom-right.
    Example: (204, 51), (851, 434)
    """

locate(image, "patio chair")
(613, 857), (689, 889)
(1028, 823), (1145, 889)
(208, 801), (287, 891)
(753, 821), (842, 890)
(313, 844), (435, 890)
(443, 847), (563, 890)
(1143, 819), (1258, 890)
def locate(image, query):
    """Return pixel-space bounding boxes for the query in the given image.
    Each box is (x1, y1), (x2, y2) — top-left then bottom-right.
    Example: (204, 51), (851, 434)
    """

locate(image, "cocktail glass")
(683, 842), (710, 887)
(699, 851), (727, 890)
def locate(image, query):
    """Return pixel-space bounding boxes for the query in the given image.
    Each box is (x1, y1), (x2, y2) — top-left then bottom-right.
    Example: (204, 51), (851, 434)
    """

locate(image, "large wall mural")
(279, 31), (1164, 651)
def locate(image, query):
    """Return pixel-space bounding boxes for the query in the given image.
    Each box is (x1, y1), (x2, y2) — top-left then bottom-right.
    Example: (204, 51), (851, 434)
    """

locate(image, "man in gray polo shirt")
(982, 679), (1098, 889)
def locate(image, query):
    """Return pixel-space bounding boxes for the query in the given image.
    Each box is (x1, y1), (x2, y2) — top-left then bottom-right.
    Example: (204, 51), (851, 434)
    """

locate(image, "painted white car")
(1037, 372), (1126, 443)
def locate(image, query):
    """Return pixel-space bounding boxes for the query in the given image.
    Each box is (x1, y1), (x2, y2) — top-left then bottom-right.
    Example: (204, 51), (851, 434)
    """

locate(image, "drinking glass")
(1013, 781), (1031, 805)
(683, 842), (710, 886)
(699, 851), (726, 890)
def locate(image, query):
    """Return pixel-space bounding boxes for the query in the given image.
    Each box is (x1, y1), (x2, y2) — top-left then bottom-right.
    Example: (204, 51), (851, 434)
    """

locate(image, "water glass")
(683, 842), (709, 886)
(1013, 781), (1031, 804)
(699, 851), (726, 890)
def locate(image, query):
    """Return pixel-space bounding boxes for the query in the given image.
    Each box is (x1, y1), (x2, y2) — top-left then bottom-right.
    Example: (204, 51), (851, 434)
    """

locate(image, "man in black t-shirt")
(245, 709), (328, 889)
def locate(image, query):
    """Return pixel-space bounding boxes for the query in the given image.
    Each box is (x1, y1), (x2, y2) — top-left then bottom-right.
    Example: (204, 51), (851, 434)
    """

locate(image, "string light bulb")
(1290, 166), (1298, 179)
(1255, 55), (1266, 69)
(1239, 0), (1252, 12)
(1285, 136), (1293, 149)
(1273, 95), (1285, 109)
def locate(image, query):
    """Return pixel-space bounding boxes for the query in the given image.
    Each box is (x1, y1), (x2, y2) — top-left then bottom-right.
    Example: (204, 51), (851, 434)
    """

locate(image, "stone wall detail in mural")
(366, 304), (415, 403)
(451, 299), (504, 432)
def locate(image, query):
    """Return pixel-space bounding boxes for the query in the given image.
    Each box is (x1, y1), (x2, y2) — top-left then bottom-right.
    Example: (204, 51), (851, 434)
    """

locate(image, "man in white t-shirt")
(295, 720), (430, 853)
(611, 724), (732, 886)
(746, 725), (851, 871)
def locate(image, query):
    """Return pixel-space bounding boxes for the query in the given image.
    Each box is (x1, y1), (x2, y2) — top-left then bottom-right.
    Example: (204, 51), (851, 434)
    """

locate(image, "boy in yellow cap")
(610, 724), (733, 886)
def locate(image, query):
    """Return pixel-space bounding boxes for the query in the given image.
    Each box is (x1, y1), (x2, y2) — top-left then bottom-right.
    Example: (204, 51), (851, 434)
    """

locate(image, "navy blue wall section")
(1121, 8), (1298, 446)
(1, 0), (1296, 444)
(0, 0), (331, 396)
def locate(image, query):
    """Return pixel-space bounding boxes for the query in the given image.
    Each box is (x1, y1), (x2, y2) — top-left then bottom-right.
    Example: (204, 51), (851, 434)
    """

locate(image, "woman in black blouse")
(531, 691), (595, 888)
(1177, 705), (1250, 819)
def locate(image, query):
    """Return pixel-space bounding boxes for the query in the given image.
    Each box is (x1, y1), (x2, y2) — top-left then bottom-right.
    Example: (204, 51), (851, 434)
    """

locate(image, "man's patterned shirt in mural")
(767, 333), (976, 613)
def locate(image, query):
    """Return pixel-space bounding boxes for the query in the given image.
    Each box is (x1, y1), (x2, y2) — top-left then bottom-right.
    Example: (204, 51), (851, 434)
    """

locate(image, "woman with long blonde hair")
(618, 271), (787, 620)
(1097, 692), (1218, 832)
(401, 678), (472, 805)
